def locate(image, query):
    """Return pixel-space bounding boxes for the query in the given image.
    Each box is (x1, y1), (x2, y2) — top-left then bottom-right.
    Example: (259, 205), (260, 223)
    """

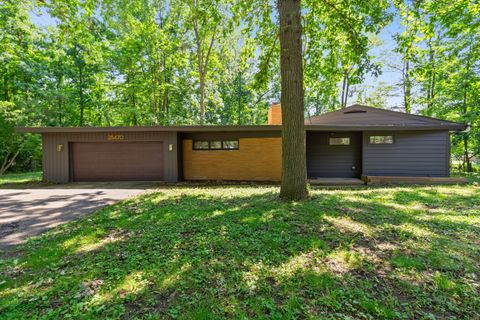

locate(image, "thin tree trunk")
(78, 65), (85, 126)
(427, 37), (436, 109)
(238, 71), (242, 124)
(57, 74), (63, 125)
(344, 73), (350, 107)
(3, 76), (8, 101)
(278, 0), (308, 201)
(192, 5), (216, 124)
(341, 73), (347, 107)
(0, 148), (21, 175)
(404, 59), (411, 113)
(462, 82), (472, 172)
(463, 136), (472, 172)
(199, 72), (205, 122)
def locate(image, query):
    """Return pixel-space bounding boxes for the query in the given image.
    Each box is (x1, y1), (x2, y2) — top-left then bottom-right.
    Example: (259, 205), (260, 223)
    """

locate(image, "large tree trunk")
(278, 0), (308, 200)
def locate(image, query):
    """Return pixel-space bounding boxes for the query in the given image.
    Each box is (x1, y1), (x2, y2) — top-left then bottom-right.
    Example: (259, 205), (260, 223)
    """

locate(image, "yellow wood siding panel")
(183, 138), (281, 181)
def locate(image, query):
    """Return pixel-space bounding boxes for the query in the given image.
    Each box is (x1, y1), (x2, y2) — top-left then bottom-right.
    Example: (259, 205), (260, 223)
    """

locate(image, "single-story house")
(16, 104), (466, 183)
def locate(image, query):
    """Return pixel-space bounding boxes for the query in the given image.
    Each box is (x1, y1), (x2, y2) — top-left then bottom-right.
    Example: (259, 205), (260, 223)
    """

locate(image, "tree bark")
(341, 72), (347, 107)
(404, 59), (411, 113)
(278, 0), (308, 200)
(463, 136), (473, 172)
(78, 64), (85, 126)
(0, 148), (21, 175)
(462, 80), (472, 173)
(192, 6), (216, 124)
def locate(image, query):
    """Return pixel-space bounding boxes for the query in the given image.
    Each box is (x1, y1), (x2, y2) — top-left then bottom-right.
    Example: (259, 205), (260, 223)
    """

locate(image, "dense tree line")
(0, 0), (478, 174)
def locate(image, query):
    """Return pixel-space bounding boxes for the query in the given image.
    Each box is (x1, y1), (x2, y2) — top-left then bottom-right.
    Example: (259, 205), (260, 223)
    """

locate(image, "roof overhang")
(15, 125), (283, 134)
(305, 124), (467, 131)
(16, 123), (466, 134)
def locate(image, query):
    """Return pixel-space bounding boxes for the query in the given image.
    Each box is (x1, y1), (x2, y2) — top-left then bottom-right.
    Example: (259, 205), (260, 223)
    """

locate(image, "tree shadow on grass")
(0, 185), (479, 319)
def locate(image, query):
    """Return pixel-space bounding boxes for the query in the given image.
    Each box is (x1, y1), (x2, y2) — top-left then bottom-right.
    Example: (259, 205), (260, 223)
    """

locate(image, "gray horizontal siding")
(42, 131), (178, 183)
(307, 132), (362, 178)
(362, 130), (450, 177)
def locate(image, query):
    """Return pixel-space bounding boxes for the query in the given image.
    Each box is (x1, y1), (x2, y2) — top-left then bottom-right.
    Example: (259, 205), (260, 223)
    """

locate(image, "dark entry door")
(306, 132), (362, 178)
(71, 142), (164, 181)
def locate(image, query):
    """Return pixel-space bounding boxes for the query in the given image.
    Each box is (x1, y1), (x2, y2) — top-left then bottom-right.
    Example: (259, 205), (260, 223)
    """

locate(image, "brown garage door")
(71, 142), (164, 181)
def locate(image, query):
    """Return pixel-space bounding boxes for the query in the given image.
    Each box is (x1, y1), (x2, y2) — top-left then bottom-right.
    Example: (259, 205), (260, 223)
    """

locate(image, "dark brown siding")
(42, 131), (178, 183)
(306, 132), (362, 178)
(71, 142), (164, 181)
(362, 130), (450, 177)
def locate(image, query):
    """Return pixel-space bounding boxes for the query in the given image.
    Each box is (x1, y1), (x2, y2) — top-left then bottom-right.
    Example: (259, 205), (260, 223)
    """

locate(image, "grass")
(0, 171), (42, 188)
(0, 183), (479, 319)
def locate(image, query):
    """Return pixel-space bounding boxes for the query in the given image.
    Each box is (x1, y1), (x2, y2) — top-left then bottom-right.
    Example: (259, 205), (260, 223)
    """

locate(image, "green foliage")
(0, 184), (479, 318)
(391, 0), (480, 171)
(0, 102), (41, 174)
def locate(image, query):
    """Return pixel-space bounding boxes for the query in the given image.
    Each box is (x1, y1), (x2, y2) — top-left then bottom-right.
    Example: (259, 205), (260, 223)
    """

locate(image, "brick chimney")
(268, 102), (282, 125)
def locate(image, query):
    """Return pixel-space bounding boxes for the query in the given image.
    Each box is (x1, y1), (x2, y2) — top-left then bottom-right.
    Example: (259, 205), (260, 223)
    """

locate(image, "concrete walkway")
(0, 182), (154, 250)
(308, 178), (365, 185)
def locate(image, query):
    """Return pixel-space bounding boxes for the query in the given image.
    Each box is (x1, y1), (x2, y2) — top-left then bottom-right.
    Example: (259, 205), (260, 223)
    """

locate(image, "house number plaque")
(107, 134), (125, 141)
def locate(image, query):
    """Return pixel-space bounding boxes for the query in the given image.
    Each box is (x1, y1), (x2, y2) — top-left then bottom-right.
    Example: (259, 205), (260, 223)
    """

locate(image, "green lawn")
(1, 183), (479, 319)
(0, 171), (42, 188)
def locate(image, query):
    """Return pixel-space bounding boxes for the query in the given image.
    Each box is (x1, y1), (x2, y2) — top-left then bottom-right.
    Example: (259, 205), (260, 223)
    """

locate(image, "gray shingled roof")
(305, 104), (466, 131)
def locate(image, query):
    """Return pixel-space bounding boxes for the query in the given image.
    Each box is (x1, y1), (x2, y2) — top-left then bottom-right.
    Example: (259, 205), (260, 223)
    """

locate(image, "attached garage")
(19, 130), (179, 183)
(70, 142), (164, 182)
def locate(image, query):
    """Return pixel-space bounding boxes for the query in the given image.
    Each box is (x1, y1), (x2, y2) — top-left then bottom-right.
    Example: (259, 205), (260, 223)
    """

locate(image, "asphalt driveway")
(0, 182), (155, 250)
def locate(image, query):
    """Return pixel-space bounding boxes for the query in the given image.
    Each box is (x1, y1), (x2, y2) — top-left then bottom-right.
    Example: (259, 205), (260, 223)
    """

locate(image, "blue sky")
(362, 17), (404, 109)
(30, 7), (404, 109)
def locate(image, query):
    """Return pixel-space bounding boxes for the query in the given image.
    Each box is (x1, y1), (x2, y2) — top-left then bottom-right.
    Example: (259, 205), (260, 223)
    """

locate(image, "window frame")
(192, 139), (240, 151)
(328, 137), (351, 146)
(369, 135), (394, 145)
(192, 140), (210, 150)
(222, 140), (239, 150)
(209, 140), (222, 150)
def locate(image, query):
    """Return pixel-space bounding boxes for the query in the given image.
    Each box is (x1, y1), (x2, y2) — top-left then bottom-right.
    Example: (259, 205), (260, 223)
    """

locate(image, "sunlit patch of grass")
(73, 229), (127, 254)
(324, 216), (375, 237)
(433, 271), (458, 293)
(396, 223), (435, 239)
(327, 249), (370, 272)
(0, 183), (479, 318)
(0, 171), (42, 187)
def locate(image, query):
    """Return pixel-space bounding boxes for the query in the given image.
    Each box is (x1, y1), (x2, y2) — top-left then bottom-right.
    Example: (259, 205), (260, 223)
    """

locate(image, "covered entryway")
(70, 142), (164, 182)
(306, 132), (362, 178)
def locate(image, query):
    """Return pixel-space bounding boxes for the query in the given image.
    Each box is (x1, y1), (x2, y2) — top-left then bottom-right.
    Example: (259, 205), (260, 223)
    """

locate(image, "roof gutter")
(15, 123), (466, 134)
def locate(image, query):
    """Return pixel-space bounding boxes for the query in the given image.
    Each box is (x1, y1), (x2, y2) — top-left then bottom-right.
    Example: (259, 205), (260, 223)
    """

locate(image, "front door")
(306, 132), (362, 178)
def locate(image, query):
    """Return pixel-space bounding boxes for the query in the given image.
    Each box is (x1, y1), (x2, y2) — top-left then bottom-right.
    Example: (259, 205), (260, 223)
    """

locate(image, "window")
(192, 140), (239, 150)
(193, 141), (209, 150)
(369, 135), (394, 144)
(223, 140), (239, 150)
(210, 141), (222, 149)
(329, 137), (350, 145)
